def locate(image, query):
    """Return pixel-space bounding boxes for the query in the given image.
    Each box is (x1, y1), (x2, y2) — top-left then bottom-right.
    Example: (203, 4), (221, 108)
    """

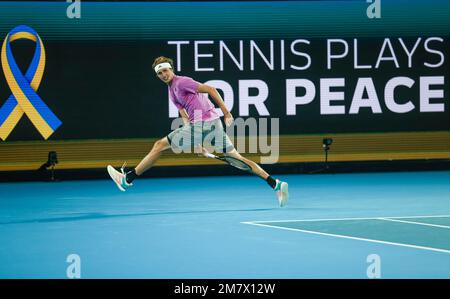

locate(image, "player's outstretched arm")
(197, 84), (234, 126)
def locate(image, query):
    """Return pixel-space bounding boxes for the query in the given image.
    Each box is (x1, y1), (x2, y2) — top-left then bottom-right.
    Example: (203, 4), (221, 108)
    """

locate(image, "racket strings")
(225, 157), (252, 171)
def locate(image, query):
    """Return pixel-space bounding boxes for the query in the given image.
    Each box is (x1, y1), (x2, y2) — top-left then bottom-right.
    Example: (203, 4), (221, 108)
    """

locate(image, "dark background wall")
(0, 1), (448, 142)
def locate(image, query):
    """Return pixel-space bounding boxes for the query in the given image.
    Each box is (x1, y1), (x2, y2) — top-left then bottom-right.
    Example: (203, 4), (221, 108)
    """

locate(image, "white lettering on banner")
(166, 38), (446, 118)
(349, 78), (382, 114)
(168, 39), (314, 72)
(250, 40), (275, 71)
(169, 38), (444, 72)
(239, 80), (270, 116)
(353, 39), (372, 69)
(220, 40), (244, 71)
(424, 37), (445, 68)
(420, 76), (445, 112)
(376, 38), (400, 68)
(286, 79), (316, 115)
(167, 41), (189, 71)
(290, 39), (311, 70)
(320, 78), (346, 115)
(169, 77), (445, 117)
(385, 77), (415, 113)
(195, 40), (215, 71)
(398, 38), (421, 68)
(327, 39), (349, 70)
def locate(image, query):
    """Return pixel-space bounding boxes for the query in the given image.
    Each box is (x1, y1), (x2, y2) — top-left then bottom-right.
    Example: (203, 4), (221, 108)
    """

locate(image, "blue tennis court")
(0, 170), (449, 278)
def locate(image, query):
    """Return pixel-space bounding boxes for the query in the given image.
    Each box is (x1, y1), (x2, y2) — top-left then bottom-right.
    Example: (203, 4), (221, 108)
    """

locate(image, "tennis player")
(107, 56), (289, 206)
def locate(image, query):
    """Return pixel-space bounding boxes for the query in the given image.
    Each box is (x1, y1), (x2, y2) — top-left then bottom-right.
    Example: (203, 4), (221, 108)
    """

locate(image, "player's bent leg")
(107, 137), (171, 192)
(224, 149), (269, 180)
(224, 149), (289, 207)
(135, 137), (171, 175)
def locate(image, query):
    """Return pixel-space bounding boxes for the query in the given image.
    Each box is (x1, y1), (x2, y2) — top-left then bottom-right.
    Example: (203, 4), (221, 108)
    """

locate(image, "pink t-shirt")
(168, 75), (219, 123)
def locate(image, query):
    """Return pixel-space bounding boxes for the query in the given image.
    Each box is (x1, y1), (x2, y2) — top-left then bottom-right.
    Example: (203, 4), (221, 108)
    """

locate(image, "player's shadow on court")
(0, 207), (311, 225)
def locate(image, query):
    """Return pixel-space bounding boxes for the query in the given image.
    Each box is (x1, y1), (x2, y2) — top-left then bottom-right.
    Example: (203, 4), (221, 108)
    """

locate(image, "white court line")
(242, 214), (450, 224)
(379, 218), (450, 229)
(241, 221), (450, 254)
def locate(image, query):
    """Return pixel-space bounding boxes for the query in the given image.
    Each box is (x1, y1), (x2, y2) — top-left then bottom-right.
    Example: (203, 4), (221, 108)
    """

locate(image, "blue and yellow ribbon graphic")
(0, 25), (61, 140)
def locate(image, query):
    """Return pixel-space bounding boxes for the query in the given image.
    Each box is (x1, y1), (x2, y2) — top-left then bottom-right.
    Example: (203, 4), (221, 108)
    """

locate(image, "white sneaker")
(275, 179), (289, 207)
(107, 164), (132, 192)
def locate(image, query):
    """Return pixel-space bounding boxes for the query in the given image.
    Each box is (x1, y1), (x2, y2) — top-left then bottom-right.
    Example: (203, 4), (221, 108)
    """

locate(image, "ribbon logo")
(0, 25), (61, 140)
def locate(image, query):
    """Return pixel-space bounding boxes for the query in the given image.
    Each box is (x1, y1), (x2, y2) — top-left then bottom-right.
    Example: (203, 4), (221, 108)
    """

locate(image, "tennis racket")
(203, 152), (253, 173)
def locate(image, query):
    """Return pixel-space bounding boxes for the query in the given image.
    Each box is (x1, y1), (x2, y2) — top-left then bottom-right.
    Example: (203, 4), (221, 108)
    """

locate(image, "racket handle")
(204, 153), (216, 159)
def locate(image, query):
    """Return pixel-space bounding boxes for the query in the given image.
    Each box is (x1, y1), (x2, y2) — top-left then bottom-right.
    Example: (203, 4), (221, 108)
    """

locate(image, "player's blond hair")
(152, 56), (174, 70)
